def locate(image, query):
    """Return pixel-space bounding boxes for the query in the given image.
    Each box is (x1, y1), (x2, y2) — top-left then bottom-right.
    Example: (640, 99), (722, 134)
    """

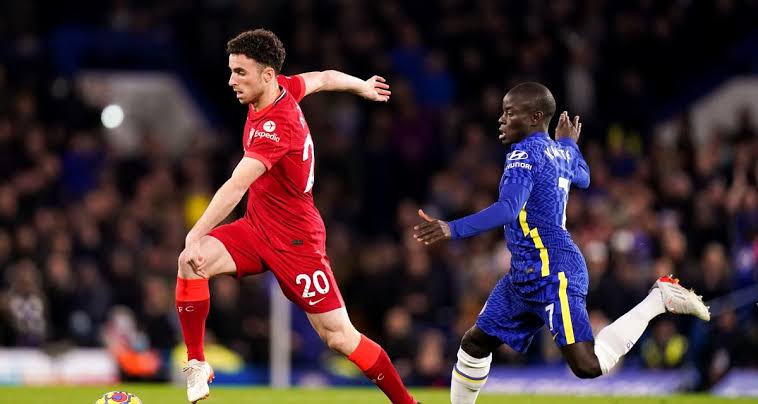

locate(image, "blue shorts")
(476, 272), (593, 353)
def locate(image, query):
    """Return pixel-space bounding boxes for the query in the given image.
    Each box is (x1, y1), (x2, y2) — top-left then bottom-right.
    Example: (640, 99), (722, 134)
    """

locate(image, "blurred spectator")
(70, 258), (112, 346)
(641, 319), (688, 369)
(141, 276), (178, 350)
(383, 306), (416, 380)
(5, 259), (47, 346)
(412, 329), (447, 386)
(102, 306), (163, 381)
(695, 309), (740, 390)
(207, 276), (247, 357)
(43, 253), (76, 342)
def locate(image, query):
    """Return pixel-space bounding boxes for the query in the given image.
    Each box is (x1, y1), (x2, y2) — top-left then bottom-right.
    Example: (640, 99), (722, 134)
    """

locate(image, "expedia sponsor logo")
(506, 162), (532, 170)
(250, 128), (280, 143)
(508, 150), (529, 160)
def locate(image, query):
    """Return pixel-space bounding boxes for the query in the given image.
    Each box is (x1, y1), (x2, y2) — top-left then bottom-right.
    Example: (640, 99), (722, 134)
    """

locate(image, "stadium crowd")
(1, 0), (757, 391)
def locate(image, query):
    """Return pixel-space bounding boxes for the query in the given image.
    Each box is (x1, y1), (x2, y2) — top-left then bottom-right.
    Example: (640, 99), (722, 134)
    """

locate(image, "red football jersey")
(242, 75), (325, 252)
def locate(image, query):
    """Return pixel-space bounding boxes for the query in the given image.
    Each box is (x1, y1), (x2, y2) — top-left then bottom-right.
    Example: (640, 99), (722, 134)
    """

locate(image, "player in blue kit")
(413, 82), (711, 404)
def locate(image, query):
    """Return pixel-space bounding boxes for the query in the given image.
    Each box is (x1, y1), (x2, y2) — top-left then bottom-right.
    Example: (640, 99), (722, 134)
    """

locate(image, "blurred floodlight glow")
(101, 104), (124, 129)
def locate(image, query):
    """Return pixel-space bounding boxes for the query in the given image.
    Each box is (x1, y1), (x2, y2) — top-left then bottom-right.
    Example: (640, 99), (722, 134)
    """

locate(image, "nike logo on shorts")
(309, 297), (326, 306)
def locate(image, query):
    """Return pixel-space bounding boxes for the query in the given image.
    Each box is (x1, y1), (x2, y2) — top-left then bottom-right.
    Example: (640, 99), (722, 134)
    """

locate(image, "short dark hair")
(509, 82), (556, 123)
(226, 29), (286, 74)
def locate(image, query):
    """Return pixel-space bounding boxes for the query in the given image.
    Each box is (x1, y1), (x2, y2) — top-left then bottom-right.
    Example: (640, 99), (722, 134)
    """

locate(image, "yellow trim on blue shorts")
(558, 271), (575, 344)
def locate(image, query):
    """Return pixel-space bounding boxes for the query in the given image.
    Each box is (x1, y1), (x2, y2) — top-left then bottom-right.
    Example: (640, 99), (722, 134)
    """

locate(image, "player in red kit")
(175, 29), (418, 404)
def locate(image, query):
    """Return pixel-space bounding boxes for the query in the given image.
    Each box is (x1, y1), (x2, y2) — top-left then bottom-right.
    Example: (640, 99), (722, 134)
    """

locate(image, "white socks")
(451, 347), (492, 404)
(593, 288), (666, 374)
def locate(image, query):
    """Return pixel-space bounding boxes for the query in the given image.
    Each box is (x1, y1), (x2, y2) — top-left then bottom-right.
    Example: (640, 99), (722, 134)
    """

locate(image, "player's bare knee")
(177, 252), (192, 278)
(461, 327), (494, 359)
(322, 330), (349, 354)
(570, 359), (602, 379)
(177, 250), (208, 279)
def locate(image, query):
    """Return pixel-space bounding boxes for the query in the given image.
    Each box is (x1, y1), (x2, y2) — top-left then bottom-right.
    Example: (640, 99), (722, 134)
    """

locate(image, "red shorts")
(208, 218), (344, 313)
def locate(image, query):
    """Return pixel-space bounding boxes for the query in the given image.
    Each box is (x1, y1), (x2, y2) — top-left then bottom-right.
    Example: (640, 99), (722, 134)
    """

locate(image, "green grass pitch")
(0, 385), (752, 404)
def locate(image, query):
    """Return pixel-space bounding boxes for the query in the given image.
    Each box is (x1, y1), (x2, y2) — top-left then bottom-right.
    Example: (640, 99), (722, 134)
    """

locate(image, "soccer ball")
(95, 391), (143, 404)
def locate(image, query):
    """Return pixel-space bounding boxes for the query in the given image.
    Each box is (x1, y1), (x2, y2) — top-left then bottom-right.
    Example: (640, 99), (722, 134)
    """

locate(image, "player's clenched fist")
(413, 209), (452, 245)
(555, 111), (581, 142)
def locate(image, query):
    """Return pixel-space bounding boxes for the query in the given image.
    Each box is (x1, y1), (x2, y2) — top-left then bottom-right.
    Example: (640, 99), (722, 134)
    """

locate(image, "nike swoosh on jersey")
(309, 297), (326, 306)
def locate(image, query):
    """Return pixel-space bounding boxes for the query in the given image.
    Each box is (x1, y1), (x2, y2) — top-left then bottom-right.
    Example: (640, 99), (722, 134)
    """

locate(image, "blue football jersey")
(500, 132), (590, 296)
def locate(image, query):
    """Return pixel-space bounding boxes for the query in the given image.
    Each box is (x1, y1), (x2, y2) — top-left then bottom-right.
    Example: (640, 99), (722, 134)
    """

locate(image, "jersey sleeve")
(277, 75), (305, 102)
(558, 138), (590, 189)
(502, 146), (538, 192)
(448, 182), (530, 239)
(244, 117), (292, 169)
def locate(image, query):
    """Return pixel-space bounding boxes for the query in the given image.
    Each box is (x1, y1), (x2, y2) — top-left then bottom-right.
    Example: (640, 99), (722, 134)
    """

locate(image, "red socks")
(176, 278), (210, 361)
(176, 280), (413, 404)
(348, 335), (415, 404)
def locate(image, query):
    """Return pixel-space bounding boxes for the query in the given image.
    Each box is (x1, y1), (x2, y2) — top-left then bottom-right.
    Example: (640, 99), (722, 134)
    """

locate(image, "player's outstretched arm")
(183, 157), (266, 275)
(299, 70), (391, 101)
(186, 157), (266, 244)
(415, 180), (530, 244)
(414, 209), (452, 245)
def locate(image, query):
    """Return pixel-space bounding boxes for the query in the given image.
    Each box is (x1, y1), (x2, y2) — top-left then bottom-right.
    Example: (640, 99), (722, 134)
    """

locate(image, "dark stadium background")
(1, 0), (757, 397)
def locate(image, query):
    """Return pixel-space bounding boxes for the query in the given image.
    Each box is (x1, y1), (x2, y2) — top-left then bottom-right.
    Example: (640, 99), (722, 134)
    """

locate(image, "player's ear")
(531, 111), (543, 126)
(263, 66), (276, 83)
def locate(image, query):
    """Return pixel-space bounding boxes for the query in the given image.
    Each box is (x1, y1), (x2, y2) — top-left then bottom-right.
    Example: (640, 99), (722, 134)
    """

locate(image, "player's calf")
(561, 341), (602, 379)
(308, 309), (361, 355)
(308, 309), (416, 403)
(570, 362), (602, 379)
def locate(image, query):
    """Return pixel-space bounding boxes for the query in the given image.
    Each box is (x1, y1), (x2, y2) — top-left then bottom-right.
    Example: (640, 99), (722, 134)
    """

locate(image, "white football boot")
(651, 275), (711, 321)
(183, 359), (215, 403)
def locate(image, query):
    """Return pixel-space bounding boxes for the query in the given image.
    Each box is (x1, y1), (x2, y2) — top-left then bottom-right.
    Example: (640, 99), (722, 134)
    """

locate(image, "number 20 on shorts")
(296, 270), (330, 298)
